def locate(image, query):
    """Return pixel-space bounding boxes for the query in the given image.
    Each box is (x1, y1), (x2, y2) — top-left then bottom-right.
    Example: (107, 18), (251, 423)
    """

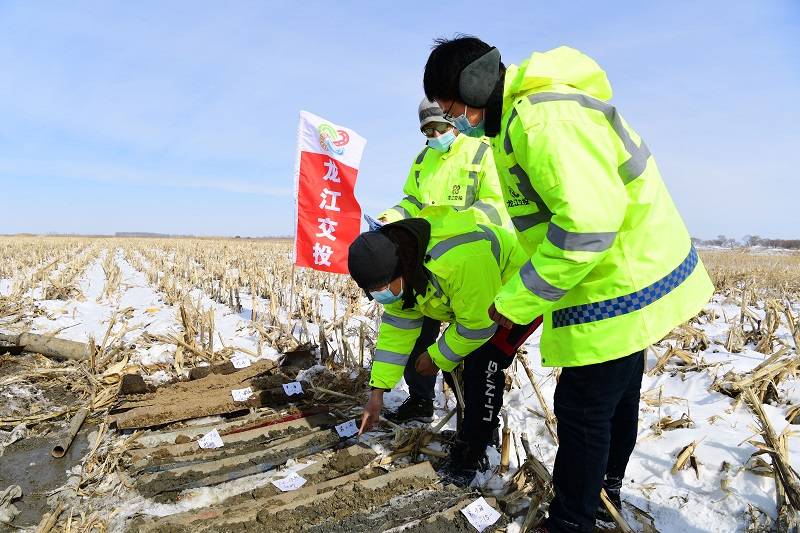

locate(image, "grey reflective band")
(414, 170), (421, 187)
(519, 261), (567, 301)
(553, 246), (699, 328)
(546, 223), (617, 252)
(391, 206), (411, 219)
(464, 170), (479, 206)
(474, 201), (502, 226)
(513, 212), (551, 233)
(463, 143), (489, 207)
(437, 333), (464, 363)
(373, 349), (408, 366)
(415, 147), (429, 165)
(619, 143), (651, 184)
(428, 271), (444, 297)
(477, 224), (501, 264)
(456, 322), (498, 340)
(404, 195), (424, 210)
(526, 92), (651, 183)
(382, 312), (423, 330)
(508, 164), (553, 232)
(472, 142), (490, 164)
(428, 231), (487, 260)
(503, 108), (518, 155)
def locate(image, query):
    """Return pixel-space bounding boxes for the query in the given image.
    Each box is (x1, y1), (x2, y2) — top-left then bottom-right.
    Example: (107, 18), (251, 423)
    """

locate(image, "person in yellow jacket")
(374, 98), (511, 425)
(348, 207), (540, 482)
(423, 37), (714, 531)
(379, 97), (509, 228)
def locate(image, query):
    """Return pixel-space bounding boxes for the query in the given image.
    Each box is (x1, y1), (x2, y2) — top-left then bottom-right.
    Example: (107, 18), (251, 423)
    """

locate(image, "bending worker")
(375, 97), (510, 424)
(423, 38), (714, 531)
(349, 207), (538, 482)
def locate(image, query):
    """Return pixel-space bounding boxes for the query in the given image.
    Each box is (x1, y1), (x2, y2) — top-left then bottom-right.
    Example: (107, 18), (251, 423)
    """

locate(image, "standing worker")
(376, 97), (510, 424)
(422, 38), (714, 531)
(349, 207), (539, 483)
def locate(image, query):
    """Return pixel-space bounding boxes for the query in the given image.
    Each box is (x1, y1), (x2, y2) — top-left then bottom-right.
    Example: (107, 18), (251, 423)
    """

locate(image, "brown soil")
(136, 431), (340, 500)
(325, 446), (373, 475)
(139, 425), (314, 470)
(121, 374), (153, 395)
(407, 511), (507, 533)
(253, 477), (435, 531)
(114, 360), (293, 429)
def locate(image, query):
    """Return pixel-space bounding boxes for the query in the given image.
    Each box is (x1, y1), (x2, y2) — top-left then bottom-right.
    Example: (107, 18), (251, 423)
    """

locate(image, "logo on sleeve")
(506, 186), (529, 208)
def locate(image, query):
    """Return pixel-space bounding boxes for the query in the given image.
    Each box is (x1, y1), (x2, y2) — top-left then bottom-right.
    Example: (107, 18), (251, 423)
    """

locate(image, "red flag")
(293, 111), (366, 274)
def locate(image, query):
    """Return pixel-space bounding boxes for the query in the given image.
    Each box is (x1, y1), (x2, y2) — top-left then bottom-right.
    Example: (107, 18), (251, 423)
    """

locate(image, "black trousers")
(546, 351), (645, 533)
(404, 317), (441, 400)
(460, 320), (542, 446)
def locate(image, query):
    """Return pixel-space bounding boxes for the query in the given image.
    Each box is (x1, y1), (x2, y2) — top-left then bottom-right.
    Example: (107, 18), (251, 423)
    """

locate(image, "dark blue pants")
(546, 351), (644, 533)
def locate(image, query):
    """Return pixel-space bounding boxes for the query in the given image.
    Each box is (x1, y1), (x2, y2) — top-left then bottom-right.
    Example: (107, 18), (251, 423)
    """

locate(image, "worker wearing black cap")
(349, 207), (541, 483)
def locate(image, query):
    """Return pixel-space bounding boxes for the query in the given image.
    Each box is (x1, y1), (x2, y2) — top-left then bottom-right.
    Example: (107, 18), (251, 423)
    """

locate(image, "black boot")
(596, 475), (623, 522)
(385, 394), (434, 423)
(440, 439), (489, 486)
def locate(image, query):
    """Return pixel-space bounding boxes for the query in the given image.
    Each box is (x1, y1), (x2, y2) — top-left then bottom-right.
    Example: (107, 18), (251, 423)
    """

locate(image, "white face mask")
(370, 278), (403, 304)
(452, 106), (485, 138)
(427, 129), (456, 152)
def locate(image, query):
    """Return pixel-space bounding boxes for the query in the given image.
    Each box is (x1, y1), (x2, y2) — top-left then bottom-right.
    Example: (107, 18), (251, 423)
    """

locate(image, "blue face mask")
(427, 130), (456, 152)
(370, 279), (403, 304)
(452, 106), (484, 138)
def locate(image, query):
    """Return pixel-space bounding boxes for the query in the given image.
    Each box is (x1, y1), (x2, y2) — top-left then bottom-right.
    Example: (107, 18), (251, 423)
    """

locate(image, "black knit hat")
(348, 231), (400, 292)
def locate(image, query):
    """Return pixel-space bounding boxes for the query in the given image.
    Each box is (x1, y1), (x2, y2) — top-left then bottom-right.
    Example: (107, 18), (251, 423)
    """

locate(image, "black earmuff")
(458, 47), (502, 107)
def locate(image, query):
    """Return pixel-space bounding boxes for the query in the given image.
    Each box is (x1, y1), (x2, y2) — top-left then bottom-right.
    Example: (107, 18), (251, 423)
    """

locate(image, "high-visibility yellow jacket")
(379, 135), (510, 229)
(369, 207), (527, 390)
(490, 47), (714, 367)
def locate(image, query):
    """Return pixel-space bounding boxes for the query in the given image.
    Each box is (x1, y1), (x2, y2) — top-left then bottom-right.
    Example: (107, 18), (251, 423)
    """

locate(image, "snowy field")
(1, 237), (799, 532)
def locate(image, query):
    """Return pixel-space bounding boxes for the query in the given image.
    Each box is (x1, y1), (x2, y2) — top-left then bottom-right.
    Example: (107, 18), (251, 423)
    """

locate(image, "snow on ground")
(125, 247), (285, 365)
(471, 296), (798, 532)
(276, 268), (800, 532)
(0, 279), (11, 297)
(3, 243), (799, 532)
(22, 250), (181, 368)
(19, 247), (291, 374)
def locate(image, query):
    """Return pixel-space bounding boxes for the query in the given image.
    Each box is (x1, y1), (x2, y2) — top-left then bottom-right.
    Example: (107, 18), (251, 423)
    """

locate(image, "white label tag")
(271, 472), (307, 492)
(231, 387), (254, 402)
(282, 381), (304, 396)
(461, 497), (501, 532)
(198, 429), (224, 449)
(334, 419), (358, 438)
(231, 355), (251, 369)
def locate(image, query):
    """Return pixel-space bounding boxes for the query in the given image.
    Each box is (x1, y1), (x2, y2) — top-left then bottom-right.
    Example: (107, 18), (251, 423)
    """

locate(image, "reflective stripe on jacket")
(490, 46), (714, 367)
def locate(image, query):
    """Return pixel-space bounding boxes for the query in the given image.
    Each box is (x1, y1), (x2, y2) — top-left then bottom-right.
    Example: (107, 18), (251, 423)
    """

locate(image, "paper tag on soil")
(198, 429), (224, 449)
(461, 497), (501, 532)
(230, 355), (251, 369)
(231, 387), (254, 402)
(282, 381), (304, 396)
(271, 472), (307, 492)
(335, 419), (358, 438)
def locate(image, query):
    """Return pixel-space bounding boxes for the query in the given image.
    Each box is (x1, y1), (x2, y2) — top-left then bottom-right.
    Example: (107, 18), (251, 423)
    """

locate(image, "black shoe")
(385, 394), (434, 423)
(439, 440), (489, 486)
(596, 475), (623, 522)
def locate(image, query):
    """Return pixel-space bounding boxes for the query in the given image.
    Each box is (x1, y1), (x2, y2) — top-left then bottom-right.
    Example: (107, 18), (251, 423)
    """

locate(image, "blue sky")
(0, 1), (797, 238)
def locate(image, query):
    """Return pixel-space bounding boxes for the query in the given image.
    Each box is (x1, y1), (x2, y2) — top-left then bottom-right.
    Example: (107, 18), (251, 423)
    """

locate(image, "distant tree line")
(693, 235), (800, 250)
